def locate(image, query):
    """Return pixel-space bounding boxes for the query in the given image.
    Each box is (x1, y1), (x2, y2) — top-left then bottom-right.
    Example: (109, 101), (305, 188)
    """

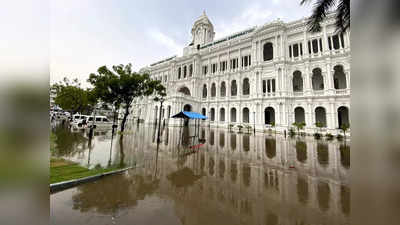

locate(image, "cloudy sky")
(49, 0), (313, 85)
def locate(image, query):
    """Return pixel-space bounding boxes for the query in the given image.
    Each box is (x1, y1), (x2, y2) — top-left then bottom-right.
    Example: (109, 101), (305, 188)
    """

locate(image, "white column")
(274, 35), (278, 60)
(280, 33), (284, 60)
(303, 30), (308, 58)
(323, 25), (328, 53)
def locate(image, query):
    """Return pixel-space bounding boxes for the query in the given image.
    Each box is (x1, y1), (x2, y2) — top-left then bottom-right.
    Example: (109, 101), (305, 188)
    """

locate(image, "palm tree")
(301, 0), (350, 33)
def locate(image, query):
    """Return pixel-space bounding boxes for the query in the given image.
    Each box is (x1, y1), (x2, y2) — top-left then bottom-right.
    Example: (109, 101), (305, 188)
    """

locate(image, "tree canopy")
(88, 63), (166, 132)
(53, 77), (97, 114)
(301, 0), (350, 33)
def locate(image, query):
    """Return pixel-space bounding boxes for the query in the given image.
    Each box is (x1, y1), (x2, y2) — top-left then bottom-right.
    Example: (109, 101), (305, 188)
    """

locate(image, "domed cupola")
(191, 11), (215, 48)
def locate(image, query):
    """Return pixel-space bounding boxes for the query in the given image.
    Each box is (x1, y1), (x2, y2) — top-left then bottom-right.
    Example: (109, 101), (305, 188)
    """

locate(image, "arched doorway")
(338, 106), (349, 128)
(264, 107), (275, 125)
(315, 107), (327, 127)
(230, 108), (237, 122)
(201, 108), (206, 116)
(183, 104), (191, 111)
(294, 107), (305, 123)
(183, 104), (192, 126)
(242, 107), (250, 123)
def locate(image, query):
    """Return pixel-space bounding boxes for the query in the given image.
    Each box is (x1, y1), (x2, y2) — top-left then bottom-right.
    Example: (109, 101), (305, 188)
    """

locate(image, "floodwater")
(50, 123), (350, 225)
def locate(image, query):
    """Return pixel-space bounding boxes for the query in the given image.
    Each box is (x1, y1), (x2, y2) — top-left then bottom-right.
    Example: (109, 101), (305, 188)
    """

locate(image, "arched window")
(220, 108), (225, 122)
(243, 78), (250, 95)
(230, 108), (237, 122)
(211, 83), (216, 97)
(315, 107), (327, 127)
(183, 66), (187, 78)
(294, 107), (305, 123)
(178, 67), (181, 79)
(231, 80), (237, 96)
(334, 65), (347, 89)
(263, 42), (273, 61)
(242, 107), (250, 123)
(293, 71), (303, 92)
(312, 68), (324, 90)
(202, 84), (207, 98)
(178, 86), (191, 96)
(189, 64), (193, 77)
(220, 81), (226, 97)
(210, 108), (215, 121)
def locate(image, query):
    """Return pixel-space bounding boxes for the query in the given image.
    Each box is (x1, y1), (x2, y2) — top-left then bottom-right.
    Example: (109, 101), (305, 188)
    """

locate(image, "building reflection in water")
(51, 125), (350, 225)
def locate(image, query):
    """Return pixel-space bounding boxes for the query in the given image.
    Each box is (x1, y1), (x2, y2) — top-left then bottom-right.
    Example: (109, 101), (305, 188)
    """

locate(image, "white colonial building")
(130, 12), (350, 134)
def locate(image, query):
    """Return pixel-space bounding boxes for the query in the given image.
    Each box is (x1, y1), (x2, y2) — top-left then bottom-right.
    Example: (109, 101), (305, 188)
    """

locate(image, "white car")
(85, 116), (114, 128)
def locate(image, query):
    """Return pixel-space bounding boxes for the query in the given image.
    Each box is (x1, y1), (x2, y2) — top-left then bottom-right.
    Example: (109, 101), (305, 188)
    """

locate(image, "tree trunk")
(120, 105), (129, 133)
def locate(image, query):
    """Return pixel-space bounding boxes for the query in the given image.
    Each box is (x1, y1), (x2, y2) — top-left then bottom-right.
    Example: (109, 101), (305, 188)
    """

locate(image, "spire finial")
(203, 10), (206, 16)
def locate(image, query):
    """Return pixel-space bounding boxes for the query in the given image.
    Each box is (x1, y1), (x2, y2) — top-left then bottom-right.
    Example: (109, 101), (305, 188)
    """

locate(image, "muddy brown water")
(51, 124), (349, 225)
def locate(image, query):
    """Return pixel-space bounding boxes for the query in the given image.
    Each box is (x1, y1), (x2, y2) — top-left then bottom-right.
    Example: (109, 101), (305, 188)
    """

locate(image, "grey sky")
(49, 0), (313, 85)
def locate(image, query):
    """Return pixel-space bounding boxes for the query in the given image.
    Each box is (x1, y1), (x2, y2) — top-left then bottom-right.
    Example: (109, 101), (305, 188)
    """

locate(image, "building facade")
(130, 12), (350, 135)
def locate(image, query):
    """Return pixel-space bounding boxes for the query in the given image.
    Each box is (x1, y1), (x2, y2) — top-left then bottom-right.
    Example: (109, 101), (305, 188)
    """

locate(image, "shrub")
(237, 125), (243, 133)
(336, 134), (343, 140)
(325, 133), (334, 140)
(289, 128), (296, 137)
(313, 132), (321, 139)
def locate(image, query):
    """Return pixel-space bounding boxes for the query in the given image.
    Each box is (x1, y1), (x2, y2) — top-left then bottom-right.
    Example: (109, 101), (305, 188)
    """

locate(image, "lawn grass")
(50, 158), (120, 184)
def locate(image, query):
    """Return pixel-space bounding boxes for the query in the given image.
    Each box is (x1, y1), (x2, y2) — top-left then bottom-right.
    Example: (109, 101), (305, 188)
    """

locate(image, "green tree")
(301, 0), (350, 33)
(88, 63), (166, 133)
(53, 77), (97, 114)
(292, 122), (306, 135)
(339, 123), (350, 137)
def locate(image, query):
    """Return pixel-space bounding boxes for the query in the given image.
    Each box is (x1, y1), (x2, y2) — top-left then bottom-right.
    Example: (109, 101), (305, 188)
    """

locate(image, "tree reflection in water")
(166, 167), (202, 188)
(71, 173), (159, 215)
(53, 125), (88, 157)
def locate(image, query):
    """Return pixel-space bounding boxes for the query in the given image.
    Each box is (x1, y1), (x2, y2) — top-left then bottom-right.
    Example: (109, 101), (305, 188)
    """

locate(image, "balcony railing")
(293, 91), (303, 96)
(313, 90), (325, 96)
(335, 89), (349, 95)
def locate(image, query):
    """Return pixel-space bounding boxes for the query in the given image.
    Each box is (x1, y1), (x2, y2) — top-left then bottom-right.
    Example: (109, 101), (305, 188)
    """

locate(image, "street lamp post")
(253, 111), (256, 134)
(156, 97), (165, 143)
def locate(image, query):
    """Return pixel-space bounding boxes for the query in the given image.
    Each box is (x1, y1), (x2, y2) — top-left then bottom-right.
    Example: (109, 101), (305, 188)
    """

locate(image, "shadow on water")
(51, 124), (350, 225)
